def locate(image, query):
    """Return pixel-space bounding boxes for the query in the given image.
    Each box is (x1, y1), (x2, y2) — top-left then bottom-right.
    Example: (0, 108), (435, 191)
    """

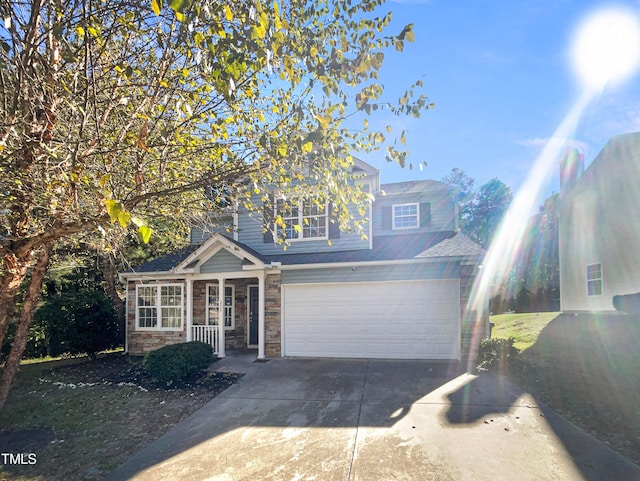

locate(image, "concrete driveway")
(104, 358), (640, 481)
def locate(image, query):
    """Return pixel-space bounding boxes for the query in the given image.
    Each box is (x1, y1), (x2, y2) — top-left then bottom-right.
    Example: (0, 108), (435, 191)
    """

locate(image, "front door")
(247, 285), (259, 347)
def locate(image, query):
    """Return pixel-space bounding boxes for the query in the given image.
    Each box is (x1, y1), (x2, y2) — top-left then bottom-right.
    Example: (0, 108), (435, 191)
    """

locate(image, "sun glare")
(465, 6), (640, 370)
(571, 6), (640, 91)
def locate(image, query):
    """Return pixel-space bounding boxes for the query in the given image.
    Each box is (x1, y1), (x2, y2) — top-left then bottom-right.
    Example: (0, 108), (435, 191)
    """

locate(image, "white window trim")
(135, 283), (184, 331)
(586, 262), (603, 297)
(274, 198), (329, 242)
(392, 202), (420, 230)
(206, 283), (235, 330)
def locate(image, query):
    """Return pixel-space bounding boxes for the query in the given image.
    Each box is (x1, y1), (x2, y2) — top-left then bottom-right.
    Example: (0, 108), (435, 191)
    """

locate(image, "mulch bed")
(0, 354), (241, 481)
(53, 354), (239, 392)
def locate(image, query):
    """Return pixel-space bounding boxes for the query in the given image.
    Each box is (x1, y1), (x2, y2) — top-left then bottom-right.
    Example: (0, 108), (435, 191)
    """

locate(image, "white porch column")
(218, 277), (226, 358)
(186, 278), (193, 342)
(258, 272), (266, 359)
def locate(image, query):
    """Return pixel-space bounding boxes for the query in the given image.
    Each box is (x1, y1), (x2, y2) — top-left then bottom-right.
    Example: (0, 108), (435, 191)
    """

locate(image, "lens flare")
(571, 6), (640, 91)
(464, 7), (640, 370)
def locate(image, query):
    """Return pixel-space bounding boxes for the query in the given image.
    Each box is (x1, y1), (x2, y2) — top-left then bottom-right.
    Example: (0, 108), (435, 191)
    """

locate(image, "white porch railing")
(191, 325), (219, 355)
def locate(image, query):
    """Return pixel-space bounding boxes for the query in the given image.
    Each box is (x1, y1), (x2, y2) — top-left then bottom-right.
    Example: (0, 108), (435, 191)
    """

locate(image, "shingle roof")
(380, 179), (453, 195)
(415, 232), (485, 258)
(123, 231), (484, 276)
(124, 245), (199, 273)
(269, 232), (456, 265)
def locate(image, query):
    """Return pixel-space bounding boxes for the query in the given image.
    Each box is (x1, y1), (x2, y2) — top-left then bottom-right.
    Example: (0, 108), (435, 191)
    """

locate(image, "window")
(207, 284), (235, 329)
(392, 203), (419, 230)
(587, 263), (603, 296)
(275, 198), (327, 241)
(136, 284), (183, 330)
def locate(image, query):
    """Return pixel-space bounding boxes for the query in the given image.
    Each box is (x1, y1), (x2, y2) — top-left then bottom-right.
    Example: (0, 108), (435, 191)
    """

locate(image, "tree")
(0, 1), (430, 408)
(489, 192), (560, 313)
(515, 193), (560, 311)
(464, 178), (513, 247)
(33, 267), (121, 359)
(441, 167), (475, 231)
(441, 170), (512, 247)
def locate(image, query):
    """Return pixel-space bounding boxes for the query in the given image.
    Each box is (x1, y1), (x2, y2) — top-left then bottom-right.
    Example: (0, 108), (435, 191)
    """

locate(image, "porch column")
(258, 272), (266, 359)
(186, 277), (193, 341)
(218, 277), (226, 358)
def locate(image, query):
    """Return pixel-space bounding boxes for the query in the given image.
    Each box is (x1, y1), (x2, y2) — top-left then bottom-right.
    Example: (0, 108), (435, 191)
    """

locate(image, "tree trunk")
(0, 253), (31, 351)
(101, 252), (125, 344)
(0, 245), (51, 410)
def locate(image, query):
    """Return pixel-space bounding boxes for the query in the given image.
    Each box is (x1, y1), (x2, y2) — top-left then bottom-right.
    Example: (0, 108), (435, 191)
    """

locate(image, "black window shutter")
(420, 202), (431, 227)
(263, 195), (274, 243)
(381, 206), (392, 230)
(328, 202), (340, 240)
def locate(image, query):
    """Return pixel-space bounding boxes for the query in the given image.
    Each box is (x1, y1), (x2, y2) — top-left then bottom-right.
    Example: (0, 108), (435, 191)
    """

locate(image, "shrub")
(144, 341), (213, 385)
(1, 267), (122, 361)
(34, 286), (121, 359)
(476, 337), (520, 372)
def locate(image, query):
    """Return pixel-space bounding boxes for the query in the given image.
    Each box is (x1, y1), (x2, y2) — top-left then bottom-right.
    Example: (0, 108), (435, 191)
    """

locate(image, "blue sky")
(357, 1), (640, 198)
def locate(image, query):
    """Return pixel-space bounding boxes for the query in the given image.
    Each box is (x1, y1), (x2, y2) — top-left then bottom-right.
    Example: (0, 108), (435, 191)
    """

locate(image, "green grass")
(0, 353), (236, 481)
(19, 348), (124, 365)
(489, 311), (640, 465)
(489, 311), (559, 350)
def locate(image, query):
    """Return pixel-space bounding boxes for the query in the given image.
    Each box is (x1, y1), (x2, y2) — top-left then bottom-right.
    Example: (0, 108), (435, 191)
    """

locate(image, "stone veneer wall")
(459, 263), (488, 363)
(265, 273), (282, 357)
(127, 280), (187, 355)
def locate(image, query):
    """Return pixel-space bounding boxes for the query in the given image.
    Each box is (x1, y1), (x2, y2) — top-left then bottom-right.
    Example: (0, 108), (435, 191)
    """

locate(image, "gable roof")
(121, 234), (268, 275)
(176, 233), (268, 271)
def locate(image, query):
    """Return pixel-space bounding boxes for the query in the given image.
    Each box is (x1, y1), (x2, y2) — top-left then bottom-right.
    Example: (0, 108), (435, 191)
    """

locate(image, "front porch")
(188, 275), (266, 358)
(124, 234), (283, 359)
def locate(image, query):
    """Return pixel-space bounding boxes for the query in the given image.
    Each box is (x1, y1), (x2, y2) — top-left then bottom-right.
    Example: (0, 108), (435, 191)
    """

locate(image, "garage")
(282, 279), (460, 359)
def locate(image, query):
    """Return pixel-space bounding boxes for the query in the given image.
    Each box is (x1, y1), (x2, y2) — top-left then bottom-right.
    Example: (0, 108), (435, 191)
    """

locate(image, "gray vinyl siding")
(190, 226), (210, 245)
(281, 261), (460, 284)
(237, 195), (370, 255)
(190, 215), (234, 245)
(559, 133), (640, 312)
(199, 249), (244, 273)
(372, 189), (456, 237)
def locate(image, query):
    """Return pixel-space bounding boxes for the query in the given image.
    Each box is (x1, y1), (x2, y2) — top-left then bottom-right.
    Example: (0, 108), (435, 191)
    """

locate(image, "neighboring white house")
(559, 132), (640, 312)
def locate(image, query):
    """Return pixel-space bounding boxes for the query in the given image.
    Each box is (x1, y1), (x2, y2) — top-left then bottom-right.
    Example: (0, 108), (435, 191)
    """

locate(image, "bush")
(34, 286), (121, 359)
(1, 268), (122, 362)
(144, 341), (213, 385)
(476, 337), (520, 372)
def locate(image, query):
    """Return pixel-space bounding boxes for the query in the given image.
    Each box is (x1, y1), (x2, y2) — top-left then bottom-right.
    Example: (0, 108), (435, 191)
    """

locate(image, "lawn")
(490, 311), (640, 466)
(490, 311), (559, 350)
(0, 354), (239, 481)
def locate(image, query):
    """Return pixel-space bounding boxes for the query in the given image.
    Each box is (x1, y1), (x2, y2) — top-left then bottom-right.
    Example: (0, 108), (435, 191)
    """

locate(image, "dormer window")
(275, 198), (328, 241)
(392, 203), (419, 230)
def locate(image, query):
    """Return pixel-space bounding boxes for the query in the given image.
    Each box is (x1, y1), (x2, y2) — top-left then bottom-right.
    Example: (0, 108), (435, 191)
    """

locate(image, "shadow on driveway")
(103, 358), (640, 481)
(445, 371), (640, 481)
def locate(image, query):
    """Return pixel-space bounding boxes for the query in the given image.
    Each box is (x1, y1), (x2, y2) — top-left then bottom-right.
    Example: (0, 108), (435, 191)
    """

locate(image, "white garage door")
(282, 280), (460, 360)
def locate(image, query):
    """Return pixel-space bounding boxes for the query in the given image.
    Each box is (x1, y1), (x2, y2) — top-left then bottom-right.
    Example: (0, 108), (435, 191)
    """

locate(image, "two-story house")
(120, 159), (488, 361)
(559, 132), (640, 312)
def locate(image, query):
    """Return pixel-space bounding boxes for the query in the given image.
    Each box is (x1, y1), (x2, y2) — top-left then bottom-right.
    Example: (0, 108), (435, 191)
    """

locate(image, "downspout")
(123, 278), (128, 354)
(258, 272), (266, 359)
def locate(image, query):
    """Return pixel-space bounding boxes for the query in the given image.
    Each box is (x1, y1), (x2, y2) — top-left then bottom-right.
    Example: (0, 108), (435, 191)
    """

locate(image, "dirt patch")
(0, 354), (240, 481)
